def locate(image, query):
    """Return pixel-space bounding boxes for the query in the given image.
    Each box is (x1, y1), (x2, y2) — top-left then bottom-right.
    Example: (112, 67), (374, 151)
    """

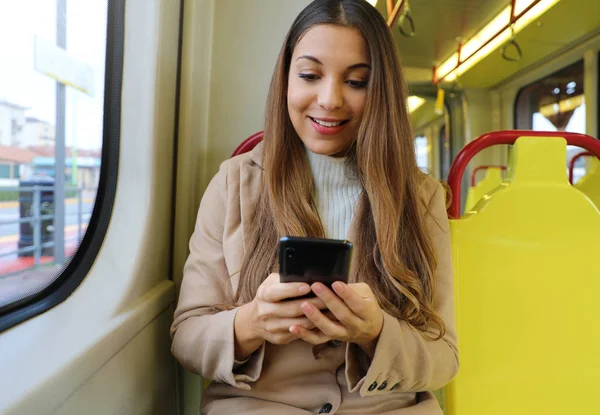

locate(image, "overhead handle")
(398, 3), (415, 37)
(501, 38), (523, 62)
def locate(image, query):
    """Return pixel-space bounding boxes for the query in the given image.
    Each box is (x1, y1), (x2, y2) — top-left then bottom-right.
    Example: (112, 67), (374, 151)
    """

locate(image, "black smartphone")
(278, 236), (353, 292)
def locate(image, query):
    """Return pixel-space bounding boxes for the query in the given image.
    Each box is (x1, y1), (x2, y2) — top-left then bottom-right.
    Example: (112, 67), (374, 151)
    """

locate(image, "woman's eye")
(347, 79), (368, 88)
(298, 73), (319, 81)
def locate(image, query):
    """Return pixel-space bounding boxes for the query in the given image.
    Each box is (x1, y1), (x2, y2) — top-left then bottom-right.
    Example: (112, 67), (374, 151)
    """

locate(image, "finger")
(301, 297), (328, 310)
(269, 297), (328, 318)
(261, 278), (311, 303)
(301, 301), (347, 338)
(323, 310), (339, 321)
(264, 317), (316, 333)
(289, 326), (331, 345)
(267, 332), (298, 345)
(311, 282), (362, 327)
(331, 281), (375, 319)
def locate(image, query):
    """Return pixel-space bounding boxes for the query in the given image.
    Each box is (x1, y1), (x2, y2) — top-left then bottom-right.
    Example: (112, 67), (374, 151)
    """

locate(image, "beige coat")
(171, 143), (458, 414)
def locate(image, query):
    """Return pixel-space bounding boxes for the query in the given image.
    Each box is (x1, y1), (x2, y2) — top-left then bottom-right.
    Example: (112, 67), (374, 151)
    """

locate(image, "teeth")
(312, 118), (344, 127)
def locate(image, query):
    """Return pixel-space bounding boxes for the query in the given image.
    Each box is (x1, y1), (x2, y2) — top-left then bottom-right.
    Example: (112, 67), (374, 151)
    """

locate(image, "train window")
(0, 0), (122, 331)
(409, 92), (452, 179)
(514, 60), (586, 182)
(415, 135), (430, 173)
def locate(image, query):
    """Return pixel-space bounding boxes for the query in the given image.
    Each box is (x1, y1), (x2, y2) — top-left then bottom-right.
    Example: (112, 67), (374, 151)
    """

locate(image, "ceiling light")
(459, 6), (511, 62)
(433, 0), (560, 83)
(407, 96), (425, 113)
(513, 0), (560, 32)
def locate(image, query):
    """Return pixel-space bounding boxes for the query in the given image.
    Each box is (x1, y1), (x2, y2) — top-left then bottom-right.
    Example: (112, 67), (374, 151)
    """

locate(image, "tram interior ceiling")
(382, 0), (600, 89)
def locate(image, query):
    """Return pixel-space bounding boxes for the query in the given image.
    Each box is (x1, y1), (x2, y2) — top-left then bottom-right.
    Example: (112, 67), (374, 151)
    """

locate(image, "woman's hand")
(290, 281), (384, 357)
(234, 273), (331, 360)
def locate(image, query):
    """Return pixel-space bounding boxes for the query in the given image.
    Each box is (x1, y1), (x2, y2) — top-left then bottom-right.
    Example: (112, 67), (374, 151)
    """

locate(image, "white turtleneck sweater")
(305, 148), (363, 240)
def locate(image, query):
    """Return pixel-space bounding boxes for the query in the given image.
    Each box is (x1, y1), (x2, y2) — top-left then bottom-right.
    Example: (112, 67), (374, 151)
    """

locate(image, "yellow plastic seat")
(445, 137), (600, 415)
(203, 378), (211, 390)
(464, 167), (505, 213)
(574, 157), (600, 208)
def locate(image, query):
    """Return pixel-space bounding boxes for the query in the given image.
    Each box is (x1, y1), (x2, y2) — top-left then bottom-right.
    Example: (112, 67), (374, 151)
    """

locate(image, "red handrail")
(447, 130), (600, 218)
(387, 0), (407, 27)
(471, 165), (507, 187)
(231, 131), (264, 157)
(568, 151), (594, 184)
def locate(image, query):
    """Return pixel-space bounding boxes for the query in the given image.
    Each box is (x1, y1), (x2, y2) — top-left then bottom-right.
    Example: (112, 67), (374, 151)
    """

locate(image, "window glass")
(0, 0), (107, 308)
(415, 135), (430, 173)
(409, 95), (449, 179)
(514, 61), (587, 183)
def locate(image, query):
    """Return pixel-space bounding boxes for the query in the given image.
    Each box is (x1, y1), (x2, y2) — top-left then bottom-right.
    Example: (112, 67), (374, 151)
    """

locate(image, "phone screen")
(278, 236), (353, 288)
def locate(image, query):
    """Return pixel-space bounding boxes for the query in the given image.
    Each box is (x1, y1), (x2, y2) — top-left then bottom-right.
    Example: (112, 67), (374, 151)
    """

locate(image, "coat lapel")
(239, 142), (264, 252)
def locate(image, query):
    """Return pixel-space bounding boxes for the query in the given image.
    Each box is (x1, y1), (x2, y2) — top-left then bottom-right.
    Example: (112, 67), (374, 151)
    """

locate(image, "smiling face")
(287, 24), (371, 157)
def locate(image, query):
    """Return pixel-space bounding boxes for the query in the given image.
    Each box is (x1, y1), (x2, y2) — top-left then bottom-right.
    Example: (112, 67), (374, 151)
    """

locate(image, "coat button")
(377, 381), (388, 390)
(368, 381), (378, 391)
(390, 383), (399, 391)
(318, 403), (333, 413)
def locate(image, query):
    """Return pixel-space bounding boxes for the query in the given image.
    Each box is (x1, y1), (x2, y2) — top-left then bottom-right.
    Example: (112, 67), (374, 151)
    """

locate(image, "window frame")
(0, 0), (125, 333)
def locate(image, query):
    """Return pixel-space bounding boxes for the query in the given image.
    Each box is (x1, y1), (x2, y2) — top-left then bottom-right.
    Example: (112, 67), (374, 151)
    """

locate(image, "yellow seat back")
(464, 167), (505, 213)
(574, 157), (600, 208)
(445, 137), (600, 415)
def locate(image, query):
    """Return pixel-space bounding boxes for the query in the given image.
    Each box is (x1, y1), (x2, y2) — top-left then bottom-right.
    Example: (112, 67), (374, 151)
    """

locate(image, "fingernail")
(332, 282), (344, 293)
(298, 285), (310, 294)
(312, 283), (323, 294)
(301, 303), (313, 314)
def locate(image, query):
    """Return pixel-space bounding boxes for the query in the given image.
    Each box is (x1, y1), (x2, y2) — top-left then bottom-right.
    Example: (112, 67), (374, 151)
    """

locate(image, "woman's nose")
(317, 80), (343, 111)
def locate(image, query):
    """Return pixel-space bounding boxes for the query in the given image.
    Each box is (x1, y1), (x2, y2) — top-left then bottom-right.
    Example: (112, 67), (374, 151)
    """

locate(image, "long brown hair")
(235, 0), (444, 340)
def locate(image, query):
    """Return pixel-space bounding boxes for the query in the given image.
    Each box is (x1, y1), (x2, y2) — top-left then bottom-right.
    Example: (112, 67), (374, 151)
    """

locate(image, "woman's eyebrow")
(296, 55), (322, 64)
(296, 55), (371, 70)
(347, 62), (371, 70)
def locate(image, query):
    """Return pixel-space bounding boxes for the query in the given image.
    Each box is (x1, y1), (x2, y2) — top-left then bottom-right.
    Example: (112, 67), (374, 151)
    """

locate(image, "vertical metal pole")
(53, 0), (67, 264)
(78, 187), (82, 242)
(33, 187), (41, 266)
(71, 90), (78, 186)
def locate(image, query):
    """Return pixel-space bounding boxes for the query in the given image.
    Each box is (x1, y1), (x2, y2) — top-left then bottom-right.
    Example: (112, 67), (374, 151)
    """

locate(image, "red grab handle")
(470, 165), (507, 187)
(231, 131), (264, 157)
(568, 151), (594, 184)
(447, 130), (600, 218)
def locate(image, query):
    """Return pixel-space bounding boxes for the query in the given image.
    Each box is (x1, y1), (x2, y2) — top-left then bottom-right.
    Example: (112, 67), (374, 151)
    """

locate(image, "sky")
(533, 103), (587, 154)
(0, 0), (108, 150)
(533, 103), (586, 134)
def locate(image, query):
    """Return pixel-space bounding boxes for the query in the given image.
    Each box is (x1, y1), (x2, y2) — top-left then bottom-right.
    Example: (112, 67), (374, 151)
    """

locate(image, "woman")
(170, 0), (458, 414)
